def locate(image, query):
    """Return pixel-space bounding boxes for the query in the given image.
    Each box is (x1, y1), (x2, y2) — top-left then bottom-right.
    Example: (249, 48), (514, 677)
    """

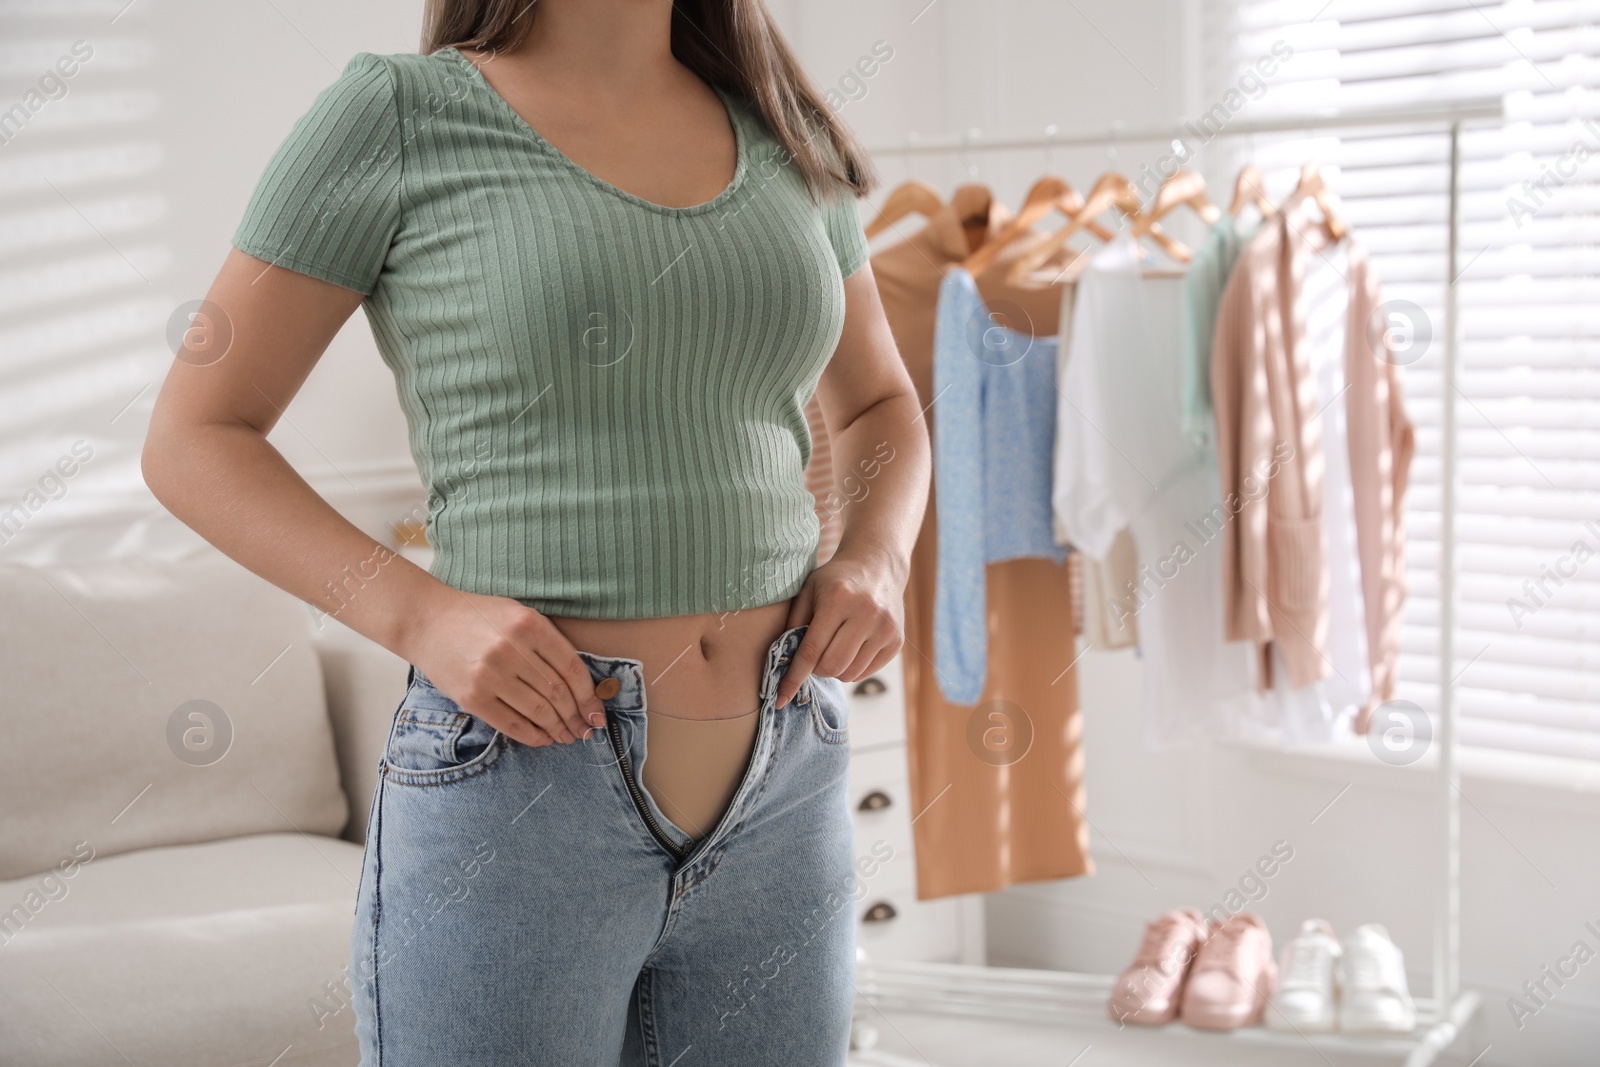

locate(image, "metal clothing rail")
(850, 97), (1504, 1067)
(863, 97), (1504, 155)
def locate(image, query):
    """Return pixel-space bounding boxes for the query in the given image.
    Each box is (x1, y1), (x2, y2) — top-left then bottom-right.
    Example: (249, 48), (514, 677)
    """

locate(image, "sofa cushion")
(0, 555), (348, 881)
(0, 833), (361, 1066)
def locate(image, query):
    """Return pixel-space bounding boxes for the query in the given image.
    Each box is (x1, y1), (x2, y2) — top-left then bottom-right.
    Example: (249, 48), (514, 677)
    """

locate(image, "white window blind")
(0, 0), (165, 562)
(1201, 0), (1600, 760)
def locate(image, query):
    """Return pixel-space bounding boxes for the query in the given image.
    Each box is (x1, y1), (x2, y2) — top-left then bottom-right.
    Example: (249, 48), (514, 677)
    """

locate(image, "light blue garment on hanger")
(931, 267), (1069, 705)
(1179, 215), (1258, 447)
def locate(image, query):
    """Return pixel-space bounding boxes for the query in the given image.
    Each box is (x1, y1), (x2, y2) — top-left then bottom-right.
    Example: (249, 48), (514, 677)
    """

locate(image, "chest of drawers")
(843, 654), (978, 964)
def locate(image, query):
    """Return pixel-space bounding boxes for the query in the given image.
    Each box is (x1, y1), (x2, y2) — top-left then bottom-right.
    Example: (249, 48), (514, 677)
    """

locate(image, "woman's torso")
(452, 47), (806, 719)
(372, 47), (848, 618)
(231, 48), (869, 712)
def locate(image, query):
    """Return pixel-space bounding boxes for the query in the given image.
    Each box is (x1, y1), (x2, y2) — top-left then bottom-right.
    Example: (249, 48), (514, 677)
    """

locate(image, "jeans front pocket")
(382, 671), (506, 787)
(806, 676), (850, 745)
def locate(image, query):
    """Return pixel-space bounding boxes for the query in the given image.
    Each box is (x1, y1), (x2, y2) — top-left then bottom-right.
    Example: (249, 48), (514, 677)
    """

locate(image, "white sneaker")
(1265, 919), (1341, 1032)
(1338, 924), (1417, 1033)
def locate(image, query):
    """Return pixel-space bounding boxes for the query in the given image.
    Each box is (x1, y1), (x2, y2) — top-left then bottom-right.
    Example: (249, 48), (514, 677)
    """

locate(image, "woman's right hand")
(405, 589), (607, 747)
(140, 252), (602, 750)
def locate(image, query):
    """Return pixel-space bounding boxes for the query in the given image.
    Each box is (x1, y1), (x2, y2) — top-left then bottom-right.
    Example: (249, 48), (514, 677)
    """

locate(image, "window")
(0, 3), (164, 561)
(1202, 0), (1600, 759)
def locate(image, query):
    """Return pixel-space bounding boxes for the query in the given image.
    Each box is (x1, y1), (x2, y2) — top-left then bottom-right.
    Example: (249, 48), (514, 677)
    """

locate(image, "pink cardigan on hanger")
(1211, 197), (1415, 725)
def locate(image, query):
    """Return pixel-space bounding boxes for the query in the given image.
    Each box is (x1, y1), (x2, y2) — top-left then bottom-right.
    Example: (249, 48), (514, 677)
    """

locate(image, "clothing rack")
(852, 98), (1505, 1067)
(864, 97), (1502, 155)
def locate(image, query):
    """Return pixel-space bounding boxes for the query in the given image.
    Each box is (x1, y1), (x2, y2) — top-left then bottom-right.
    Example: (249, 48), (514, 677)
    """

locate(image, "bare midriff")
(546, 597), (794, 721)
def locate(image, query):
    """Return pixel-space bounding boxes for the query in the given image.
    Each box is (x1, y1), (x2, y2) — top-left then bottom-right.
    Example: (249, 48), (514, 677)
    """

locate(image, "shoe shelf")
(853, 959), (1482, 1067)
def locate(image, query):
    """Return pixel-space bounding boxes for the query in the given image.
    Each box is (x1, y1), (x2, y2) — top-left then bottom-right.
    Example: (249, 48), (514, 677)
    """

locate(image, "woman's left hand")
(775, 549), (906, 707)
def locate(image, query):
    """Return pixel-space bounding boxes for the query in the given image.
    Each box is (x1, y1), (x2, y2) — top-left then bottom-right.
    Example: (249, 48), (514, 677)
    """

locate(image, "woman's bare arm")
(776, 262), (932, 706)
(143, 249), (605, 745)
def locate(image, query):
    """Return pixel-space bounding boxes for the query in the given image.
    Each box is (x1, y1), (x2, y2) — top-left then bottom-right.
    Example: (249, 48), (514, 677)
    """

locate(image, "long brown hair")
(419, 0), (878, 203)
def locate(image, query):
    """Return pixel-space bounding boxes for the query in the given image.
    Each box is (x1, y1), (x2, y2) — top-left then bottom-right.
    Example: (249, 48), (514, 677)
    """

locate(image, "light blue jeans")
(350, 625), (858, 1065)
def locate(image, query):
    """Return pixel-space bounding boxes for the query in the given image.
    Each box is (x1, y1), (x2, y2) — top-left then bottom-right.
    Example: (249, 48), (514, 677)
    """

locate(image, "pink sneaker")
(1180, 913), (1278, 1031)
(1107, 907), (1208, 1026)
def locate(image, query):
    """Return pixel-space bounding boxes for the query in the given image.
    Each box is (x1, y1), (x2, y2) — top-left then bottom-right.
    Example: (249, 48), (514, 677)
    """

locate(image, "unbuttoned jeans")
(349, 625), (857, 1065)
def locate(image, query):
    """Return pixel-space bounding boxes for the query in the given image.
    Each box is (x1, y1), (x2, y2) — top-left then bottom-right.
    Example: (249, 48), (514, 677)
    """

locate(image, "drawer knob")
(862, 901), (898, 923)
(853, 676), (889, 697)
(857, 790), (893, 813)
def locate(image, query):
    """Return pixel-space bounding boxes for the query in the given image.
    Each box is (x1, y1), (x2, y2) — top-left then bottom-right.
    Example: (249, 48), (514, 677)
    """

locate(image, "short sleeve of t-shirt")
(821, 185), (871, 280)
(231, 52), (402, 295)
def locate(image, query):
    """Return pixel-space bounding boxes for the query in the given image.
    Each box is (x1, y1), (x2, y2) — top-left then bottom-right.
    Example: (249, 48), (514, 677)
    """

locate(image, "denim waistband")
(408, 624), (811, 716)
(574, 623), (809, 715)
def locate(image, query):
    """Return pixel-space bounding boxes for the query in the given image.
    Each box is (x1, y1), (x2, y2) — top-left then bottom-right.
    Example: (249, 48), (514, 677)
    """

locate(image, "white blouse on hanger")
(1053, 276), (1138, 650)
(1052, 234), (1262, 747)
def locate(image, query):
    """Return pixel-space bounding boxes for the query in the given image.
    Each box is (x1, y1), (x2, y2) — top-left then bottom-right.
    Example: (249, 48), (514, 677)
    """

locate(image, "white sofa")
(0, 555), (409, 1067)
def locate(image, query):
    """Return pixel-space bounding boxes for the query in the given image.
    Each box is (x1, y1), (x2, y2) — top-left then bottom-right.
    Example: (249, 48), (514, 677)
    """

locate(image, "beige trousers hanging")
(803, 192), (1093, 900)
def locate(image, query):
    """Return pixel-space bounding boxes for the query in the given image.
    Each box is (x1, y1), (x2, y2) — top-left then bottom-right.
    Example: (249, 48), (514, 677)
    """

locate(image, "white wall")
(0, 0), (426, 566)
(6, 1), (1596, 1063)
(774, 0), (1196, 237)
(160, 0), (427, 531)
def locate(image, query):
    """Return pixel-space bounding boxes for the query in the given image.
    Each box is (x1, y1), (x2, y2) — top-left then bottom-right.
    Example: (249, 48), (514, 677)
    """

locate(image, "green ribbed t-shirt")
(232, 49), (872, 618)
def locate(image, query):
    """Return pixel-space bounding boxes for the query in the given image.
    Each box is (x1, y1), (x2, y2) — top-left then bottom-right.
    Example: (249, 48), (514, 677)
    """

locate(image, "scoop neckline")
(441, 45), (749, 218)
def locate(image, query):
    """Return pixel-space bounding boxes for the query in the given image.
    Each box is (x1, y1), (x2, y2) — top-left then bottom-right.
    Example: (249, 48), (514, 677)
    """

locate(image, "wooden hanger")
(864, 179), (943, 239)
(1004, 171), (1151, 283)
(1139, 227), (1190, 265)
(1018, 178), (1112, 280)
(961, 175), (1114, 276)
(1137, 226), (1193, 266)
(948, 183), (1000, 256)
(1126, 169), (1217, 261)
(1134, 170), (1220, 234)
(1008, 171), (1199, 280)
(1229, 163), (1276, 219)
(961, 176), (1072, 274)
(1294, 161), (1347, 241)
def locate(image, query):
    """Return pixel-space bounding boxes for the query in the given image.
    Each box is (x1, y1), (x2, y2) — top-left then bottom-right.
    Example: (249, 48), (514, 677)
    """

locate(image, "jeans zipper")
(607, 717), (688, 861)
